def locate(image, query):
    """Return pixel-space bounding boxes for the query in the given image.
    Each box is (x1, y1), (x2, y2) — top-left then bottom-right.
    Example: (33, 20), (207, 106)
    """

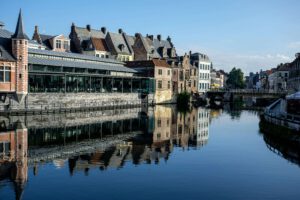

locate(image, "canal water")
(1, 106), (300, 200)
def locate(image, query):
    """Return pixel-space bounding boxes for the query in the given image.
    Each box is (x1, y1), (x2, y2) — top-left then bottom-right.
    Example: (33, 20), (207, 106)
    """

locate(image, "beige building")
(32, 26), (70, 52)
(126, 59), (173, 104)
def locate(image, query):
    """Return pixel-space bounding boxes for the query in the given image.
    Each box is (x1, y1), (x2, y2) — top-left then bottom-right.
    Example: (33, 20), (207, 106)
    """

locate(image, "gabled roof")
(74, 26), (105, 40)
(106, 32), (132, 55)
(12, 10), (29, 40)
(91, 37), (109, 52)
(39, 34), (54, 49)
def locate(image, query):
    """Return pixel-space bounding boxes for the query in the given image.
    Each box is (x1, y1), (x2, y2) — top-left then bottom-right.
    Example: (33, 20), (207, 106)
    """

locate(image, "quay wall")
(0, 93), (155, 113)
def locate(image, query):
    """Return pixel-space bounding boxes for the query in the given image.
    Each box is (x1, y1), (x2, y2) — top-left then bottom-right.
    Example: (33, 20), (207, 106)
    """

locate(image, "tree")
(226, 67), (245, 89)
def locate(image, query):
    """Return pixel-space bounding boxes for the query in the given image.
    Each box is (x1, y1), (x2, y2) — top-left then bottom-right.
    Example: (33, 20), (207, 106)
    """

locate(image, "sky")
(1, 0), (300, 74)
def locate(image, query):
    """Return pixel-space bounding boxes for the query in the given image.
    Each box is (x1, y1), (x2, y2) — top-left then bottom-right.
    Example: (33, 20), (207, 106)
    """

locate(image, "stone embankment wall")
(0, 93), (154, 112)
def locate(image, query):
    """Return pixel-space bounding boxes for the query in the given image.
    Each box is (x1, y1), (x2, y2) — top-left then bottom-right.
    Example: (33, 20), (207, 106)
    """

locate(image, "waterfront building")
(32, 26), (70, 52)
(126, 59), (173, 104)
(0, 11), (154, 111)
(105, 29), (134, 61)
(268, 64), (289, 92)
(210, 69), (225, 89)
(170, 53), (198, 95)
(190, 52), (212, 93)
(133, 33), (176, 61)
(287, 53), (300, 93)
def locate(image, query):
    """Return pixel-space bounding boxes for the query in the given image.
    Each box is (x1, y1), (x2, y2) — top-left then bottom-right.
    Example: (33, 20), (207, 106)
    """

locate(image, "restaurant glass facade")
(28, 65), (155, 94)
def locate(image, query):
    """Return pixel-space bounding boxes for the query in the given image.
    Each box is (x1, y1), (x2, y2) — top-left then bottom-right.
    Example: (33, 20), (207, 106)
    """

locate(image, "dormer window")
(118, 44), (125, 52)
(56, 40), (61, 49)
(63, 41), (69, 50)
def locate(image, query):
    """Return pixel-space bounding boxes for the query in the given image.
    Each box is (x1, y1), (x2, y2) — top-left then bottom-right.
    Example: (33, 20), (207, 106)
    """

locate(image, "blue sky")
(1, 0), (300, 73)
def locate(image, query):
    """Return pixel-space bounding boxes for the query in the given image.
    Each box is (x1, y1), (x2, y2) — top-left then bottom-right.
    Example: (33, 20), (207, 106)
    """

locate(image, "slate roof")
(28, 48), (136, 73)
(106, 32), (132, 55)
(28, 48), (123, 64)
(39, 34), (54, 49)
(0, 28), (12, 38)
(153, 38), (172, 49)
(75, 26), (105, 40)
(12, 10), (29, 40)
(28, 56), (136, 73)
(191, 53), (211, 62)
(0, 29), (15, 61)
(90, 37), (109, 51)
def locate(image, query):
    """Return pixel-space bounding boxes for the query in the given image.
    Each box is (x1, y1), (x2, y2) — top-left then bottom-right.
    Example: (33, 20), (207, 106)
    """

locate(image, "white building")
(190, 52), (212, 93)
(268, 64), (289, 92)
(196, 108), (210, 147)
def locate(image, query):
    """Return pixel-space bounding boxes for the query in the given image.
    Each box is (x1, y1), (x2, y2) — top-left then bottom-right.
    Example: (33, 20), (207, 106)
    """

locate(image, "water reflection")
(0, 106), (215, 199)
(259, 119), (300, 167)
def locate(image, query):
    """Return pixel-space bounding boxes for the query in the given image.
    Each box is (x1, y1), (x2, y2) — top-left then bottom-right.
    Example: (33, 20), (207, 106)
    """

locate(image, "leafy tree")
(226, 67), (245, 89)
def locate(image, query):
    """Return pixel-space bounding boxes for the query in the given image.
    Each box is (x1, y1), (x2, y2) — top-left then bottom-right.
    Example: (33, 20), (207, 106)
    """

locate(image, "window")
(167, 81), (171, 89)
(56, 40), (62, 49)
(157, 80), (162, 89)
(96, 54), (100, 57)
(168, 70), (170, 75)
(158, 69), (162, 75)
(63, 41), (69, 50)
(0, 66), (11, 82)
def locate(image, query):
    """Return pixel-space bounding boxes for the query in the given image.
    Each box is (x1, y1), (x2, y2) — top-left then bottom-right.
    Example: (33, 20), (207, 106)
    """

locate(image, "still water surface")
(1, 106), (300, 200)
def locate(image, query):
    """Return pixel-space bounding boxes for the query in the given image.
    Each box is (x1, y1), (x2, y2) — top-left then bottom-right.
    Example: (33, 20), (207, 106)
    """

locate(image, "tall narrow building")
(11, 10), (29, 102)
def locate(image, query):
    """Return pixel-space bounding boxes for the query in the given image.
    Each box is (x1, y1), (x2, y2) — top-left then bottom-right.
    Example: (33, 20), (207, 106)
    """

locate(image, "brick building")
(0, 11), (154, 111)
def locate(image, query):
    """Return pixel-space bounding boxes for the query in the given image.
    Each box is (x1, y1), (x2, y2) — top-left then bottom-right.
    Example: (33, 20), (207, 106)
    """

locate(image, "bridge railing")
(208, 88), (288, 94)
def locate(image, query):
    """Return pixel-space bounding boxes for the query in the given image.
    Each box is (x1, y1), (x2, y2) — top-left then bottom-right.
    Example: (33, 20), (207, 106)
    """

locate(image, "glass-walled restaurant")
(28, 65), (155, 94)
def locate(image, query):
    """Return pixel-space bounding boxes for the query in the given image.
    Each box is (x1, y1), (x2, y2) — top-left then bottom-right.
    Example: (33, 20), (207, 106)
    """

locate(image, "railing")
(208, 89), (288, 95)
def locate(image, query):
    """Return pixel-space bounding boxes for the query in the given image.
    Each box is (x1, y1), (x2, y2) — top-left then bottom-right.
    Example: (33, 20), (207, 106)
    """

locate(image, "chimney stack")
(157, 34), (161, 41)
(101, 27), (107, 34)
(167, 36), (171, 42)
(86, 24), (91, 31)
(118, 28), (123, 34)
(148, 35), (154, 41)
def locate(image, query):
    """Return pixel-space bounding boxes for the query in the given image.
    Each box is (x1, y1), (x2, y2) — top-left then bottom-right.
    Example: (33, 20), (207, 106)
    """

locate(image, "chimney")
(86, 24), (91, 31)
(135, 33), (139, 38)
(148, 35), (154, 41)
(296, 53), (300, 59)
(157, 34), (161, 41)
(118, 28), (123, 34)
(167, 36), (171, 42)
(34, 25), (39, 34)
(33, 25), (42, 44)
(101, 27), (107, 34)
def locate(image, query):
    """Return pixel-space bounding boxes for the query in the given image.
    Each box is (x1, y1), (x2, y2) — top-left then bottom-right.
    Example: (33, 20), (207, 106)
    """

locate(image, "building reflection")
(0, 121), (28, 200)
(0, 106), (212, 199)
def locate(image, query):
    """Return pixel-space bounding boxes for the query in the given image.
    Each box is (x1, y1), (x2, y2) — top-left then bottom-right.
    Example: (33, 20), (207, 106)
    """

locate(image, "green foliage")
(226, 67), (246, 89)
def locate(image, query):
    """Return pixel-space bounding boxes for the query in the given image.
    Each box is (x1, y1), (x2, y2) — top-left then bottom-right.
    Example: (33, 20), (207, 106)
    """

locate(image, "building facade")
(287, 53), (300, 93)
(190, 52), (212, 93)
(268, 64), (289, 92)
(126, 59), (173, 104)
(0, 11), (154, 111)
